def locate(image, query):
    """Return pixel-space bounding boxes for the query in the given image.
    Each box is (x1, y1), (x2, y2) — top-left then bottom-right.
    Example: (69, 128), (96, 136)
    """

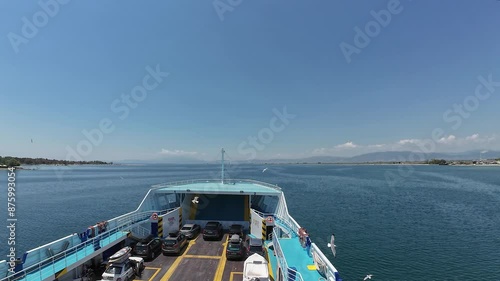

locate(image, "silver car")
(179, 223), (201, 239)
(162, 232), (188, 255)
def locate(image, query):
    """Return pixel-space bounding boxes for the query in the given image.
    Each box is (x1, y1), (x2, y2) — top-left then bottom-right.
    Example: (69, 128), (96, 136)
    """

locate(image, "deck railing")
(1, 208), (178, 281)
(272, 229), (304, 281)
(131, 225), (152, 238)
(310, 244), (339, 281)
(151, 179), (282, 192)
(251, 209), (297, 238)
(2, 226), (126, 281)
(254, 193), (341, 281)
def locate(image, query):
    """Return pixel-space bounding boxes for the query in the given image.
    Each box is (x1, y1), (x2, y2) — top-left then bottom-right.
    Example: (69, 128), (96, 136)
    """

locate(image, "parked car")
(179, 223), (201, 239)
(133, 237), (162, 260)
(226, 234), (247, 260)
(203, 221), (223, 240)
(101, 255), (144, 281)
(245, 236), (265, 258)
(229, 224), (244, 238)
(162, 232), (188, 255)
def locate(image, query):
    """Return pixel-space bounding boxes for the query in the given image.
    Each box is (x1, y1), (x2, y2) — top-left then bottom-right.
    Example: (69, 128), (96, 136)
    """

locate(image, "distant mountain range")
(119, 150), (500, 164)
(254, 150), (500, 163)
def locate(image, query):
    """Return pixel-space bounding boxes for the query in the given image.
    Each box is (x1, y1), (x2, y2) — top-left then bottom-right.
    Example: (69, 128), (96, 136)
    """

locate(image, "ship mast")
(221, 148), (225, 184)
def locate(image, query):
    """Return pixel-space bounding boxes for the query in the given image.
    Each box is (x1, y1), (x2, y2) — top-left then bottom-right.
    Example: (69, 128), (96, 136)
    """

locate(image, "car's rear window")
(105, 266), (122, 274)
(181, 226), (191, 230)
(249, 246), (262, 252)
(228, 244), (241, 251)
(135, 245), (147, 251)
(164, 239), (176, 245)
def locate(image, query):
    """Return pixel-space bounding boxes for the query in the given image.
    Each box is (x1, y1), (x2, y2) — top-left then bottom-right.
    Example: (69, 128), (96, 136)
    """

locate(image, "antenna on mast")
(221, 148), (225, 184)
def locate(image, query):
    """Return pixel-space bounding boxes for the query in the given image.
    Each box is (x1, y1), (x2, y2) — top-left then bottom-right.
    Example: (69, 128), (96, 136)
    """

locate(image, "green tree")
(428, 159), (447, 165)
(0, 156), (25, 166)
(5, 158), (21, 167)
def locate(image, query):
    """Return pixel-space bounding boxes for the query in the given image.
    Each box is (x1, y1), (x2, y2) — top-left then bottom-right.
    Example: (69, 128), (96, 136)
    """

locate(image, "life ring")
(151, 213), (158, 220)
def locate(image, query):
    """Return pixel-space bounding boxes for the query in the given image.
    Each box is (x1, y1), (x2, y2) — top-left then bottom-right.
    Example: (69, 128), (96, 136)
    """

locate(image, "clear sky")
(1, 0), (499, 162)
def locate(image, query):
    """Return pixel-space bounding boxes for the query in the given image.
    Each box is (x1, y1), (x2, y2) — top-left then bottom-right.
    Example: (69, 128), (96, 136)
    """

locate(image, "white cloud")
(398, 139), (420, 145)
(367, 144), (385, 148)
(310, 133), (500, 157)
(335, 141), (357, 149)
(463, 134), (497, 144)
(160, 149), (198, 156)
(437, 135), (456, 144)
(312, 141), (384, 157)
(465, 134), (479, 141)
(312, 148), (328, 155)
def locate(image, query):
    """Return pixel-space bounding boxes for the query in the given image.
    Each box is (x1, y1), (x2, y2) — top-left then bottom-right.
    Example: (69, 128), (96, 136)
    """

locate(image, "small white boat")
(243, 253), (270, 281)
(108, 246), (132, 264)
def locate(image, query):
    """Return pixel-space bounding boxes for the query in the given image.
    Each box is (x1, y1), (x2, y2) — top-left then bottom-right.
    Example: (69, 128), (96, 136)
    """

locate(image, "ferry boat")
(0, 149), (341, 281)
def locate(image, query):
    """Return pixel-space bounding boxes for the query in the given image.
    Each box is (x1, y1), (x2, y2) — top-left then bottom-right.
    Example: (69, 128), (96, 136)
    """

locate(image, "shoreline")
(1, 163), (498, 170)
(0, 163), (115, 170)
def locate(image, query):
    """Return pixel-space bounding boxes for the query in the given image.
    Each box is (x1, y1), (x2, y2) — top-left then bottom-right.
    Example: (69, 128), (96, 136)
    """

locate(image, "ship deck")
(154, 180), (282, 196)
(266, 237), (325, 281)
(131, 231), (325, 281)
(135, 234), (255, 281)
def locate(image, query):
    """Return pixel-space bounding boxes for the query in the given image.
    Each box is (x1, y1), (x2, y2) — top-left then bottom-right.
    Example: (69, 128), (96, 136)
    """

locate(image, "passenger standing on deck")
(300, 228), (309, 248)
(299, 227), (307, 247)
(305, 235), (312, 257)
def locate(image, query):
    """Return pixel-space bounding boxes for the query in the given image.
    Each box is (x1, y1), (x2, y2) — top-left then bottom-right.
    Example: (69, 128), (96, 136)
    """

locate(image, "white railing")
(115, 209), (174, 228)
(310, 244), (339, 281)
(251, 208), (297, 239)
(274, 193), (340, 281)
(272, 229), (304, 281)
(254, 192), (340, 281)
(1, 208), (177, 281)
(275, 193), (300, 233)
(250, 209), (269, 219)
(2, 225), (126, 281)
(131, 225), (152, 238)
(151, 179), (282, 192)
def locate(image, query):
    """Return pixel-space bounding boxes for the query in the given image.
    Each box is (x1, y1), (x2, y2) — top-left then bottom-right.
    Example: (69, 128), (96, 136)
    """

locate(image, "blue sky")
(1, 0), (499, 162)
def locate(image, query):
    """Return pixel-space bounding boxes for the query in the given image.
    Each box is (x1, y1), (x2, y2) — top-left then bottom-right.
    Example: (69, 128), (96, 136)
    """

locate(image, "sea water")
(1, 164), (499, 280)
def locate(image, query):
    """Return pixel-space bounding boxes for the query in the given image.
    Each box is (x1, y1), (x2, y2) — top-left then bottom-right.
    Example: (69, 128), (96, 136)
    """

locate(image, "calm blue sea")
(1, 164), (499, 280)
